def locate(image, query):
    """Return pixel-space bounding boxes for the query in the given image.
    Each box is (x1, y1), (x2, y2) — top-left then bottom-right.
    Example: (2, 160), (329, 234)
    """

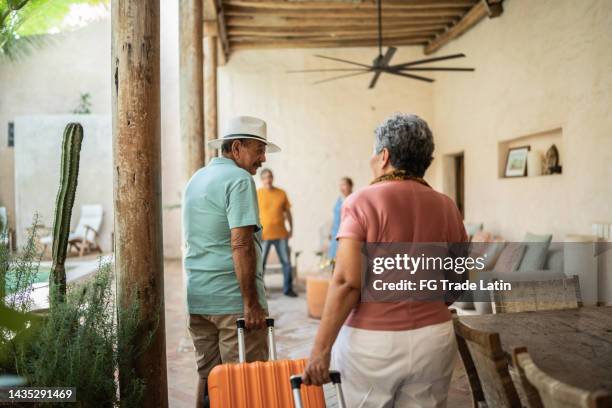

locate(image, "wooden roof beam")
(226, 16), (457, 28)
(228, 27), (445, 37)
(424, 0), (503, 54)
(204, 0), (230, 62)
(223, 0), (475, 11)
(224, 7), (467, 19)
(231, 38), (428, 50)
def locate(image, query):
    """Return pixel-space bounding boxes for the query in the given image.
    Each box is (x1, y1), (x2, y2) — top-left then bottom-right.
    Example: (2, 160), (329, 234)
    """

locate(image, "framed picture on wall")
(504, 146), (530, 177)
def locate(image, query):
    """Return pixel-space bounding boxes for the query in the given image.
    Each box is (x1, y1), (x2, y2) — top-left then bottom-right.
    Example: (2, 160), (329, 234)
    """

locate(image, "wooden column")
(204, 33), (218, 163)
(180, 0), (205, 179)
(111, 1), (168, 407)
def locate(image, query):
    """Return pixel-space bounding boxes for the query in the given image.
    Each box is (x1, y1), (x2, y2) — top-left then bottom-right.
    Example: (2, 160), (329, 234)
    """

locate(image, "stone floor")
(164, 259), (472, 407)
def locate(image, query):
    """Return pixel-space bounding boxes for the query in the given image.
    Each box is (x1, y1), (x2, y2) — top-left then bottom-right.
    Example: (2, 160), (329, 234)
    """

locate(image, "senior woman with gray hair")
(303, 113), (467, 407)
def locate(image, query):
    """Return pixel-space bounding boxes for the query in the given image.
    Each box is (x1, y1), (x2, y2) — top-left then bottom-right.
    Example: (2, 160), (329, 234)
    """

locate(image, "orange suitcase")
(208, 318), (345, 408)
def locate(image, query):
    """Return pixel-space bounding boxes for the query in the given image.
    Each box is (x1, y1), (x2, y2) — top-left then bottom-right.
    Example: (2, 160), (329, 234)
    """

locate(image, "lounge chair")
(40, 204), (103, 257)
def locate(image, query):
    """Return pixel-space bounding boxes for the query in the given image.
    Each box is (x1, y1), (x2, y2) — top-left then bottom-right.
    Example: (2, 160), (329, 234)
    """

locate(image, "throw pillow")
(518, 232), (553, 272)
(464, 222), (484, 239)
(494, 243), (525, 274)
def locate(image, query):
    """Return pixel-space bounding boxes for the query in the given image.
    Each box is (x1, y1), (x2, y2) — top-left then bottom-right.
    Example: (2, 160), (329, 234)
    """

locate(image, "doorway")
(454, 153), (465, 218)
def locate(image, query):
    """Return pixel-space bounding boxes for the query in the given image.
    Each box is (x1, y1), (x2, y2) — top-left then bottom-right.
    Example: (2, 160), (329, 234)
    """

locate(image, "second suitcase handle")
(236, 318), (277, 363)
(290, 371), (346, 408)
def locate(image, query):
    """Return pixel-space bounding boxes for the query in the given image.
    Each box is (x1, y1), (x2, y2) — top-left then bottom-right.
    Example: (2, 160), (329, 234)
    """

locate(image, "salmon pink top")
(336, 179), (467, 331)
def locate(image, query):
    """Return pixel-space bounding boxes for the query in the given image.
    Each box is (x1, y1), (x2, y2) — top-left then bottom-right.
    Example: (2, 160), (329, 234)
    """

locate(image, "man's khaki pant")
(188, 313), (268, 379)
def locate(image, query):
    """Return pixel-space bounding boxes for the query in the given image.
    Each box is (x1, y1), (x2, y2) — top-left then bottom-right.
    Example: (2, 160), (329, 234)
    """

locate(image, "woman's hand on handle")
(302, 349), (331, 386)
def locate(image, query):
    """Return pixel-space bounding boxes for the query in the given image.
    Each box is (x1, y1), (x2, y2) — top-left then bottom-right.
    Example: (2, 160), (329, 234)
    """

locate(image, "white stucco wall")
(0, 7), (184, 258)
(428, 0), (612, 304)
(14, 115), (113, 250)
(427, 0), (612, 241)
(217, 47), (434, 270)
(0, 19), (111, 237)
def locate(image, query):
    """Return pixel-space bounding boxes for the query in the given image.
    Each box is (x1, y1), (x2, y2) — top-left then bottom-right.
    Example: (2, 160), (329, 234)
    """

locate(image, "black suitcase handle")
(236, 318), (277, 363)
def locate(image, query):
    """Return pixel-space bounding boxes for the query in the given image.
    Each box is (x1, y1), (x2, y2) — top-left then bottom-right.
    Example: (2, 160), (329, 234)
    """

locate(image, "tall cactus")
(50, 123), (83, 303)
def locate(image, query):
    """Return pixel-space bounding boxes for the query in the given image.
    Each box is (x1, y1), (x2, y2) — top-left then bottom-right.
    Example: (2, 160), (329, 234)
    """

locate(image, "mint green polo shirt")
(183, 157), (267, 315)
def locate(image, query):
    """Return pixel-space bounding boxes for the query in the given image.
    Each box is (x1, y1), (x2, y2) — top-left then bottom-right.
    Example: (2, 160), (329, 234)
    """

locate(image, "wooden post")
(204, 33), (218, 163)
(111, 1), (168, 407)
(180, 0), (205, 179)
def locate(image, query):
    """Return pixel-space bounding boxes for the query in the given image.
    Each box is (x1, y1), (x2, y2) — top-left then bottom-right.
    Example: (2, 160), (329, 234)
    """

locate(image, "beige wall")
(0, 19), (111, 232)
(14, 115), (113, 250)
(0, 6), (184, 258)
(217, 47), (434, 269)
(428, 0), (612, 242)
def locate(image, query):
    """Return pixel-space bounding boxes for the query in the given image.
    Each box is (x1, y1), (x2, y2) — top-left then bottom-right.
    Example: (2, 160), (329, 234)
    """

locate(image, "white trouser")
(331, 320), (457, 408)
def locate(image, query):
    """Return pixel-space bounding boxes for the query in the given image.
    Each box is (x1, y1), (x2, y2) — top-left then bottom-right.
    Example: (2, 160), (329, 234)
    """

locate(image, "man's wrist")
(243, 297), (261, 309)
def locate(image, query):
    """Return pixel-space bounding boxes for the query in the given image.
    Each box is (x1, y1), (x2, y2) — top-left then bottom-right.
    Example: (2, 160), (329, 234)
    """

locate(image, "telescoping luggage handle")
(236, 317), (277, 363)
(290, 371), (346, 408)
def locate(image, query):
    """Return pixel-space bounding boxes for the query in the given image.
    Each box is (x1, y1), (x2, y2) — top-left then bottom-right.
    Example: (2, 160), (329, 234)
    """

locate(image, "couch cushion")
(464, 222), (483, 239)
(494, 243), (525, 274)
(518, 232), (553, 272)
(544, 245), (564, 275)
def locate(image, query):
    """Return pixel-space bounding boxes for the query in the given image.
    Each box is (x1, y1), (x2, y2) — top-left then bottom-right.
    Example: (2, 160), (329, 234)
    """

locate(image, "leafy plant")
(0, 0), (109, 61)
(0, 223), (153, 406)
(72, 92), (91, 114)
(1, 215), (41, 312)
(0, 217), (43, 373)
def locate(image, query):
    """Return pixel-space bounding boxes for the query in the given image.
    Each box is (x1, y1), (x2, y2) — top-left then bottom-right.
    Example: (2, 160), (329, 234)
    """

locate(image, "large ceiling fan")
(288, 0), (475, 89)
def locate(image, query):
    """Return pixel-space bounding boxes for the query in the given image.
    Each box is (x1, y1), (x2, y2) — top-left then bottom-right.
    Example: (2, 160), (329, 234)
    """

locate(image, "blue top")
(327, 196), (344, 259)
(182, 157), (267, 314)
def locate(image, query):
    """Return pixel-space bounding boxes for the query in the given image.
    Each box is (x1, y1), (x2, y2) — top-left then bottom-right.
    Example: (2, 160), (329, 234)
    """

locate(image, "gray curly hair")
(374, 113), (434, 177)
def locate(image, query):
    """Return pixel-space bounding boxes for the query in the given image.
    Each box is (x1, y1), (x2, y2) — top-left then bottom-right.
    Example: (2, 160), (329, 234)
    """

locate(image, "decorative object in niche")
(545, 144), (562, 174)
(527, 150), (543, 177)
(504, 146), (530, 177)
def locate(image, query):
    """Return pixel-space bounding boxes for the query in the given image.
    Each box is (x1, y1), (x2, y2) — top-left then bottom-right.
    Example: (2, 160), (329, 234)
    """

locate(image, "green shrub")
(1, 222), (151, 407)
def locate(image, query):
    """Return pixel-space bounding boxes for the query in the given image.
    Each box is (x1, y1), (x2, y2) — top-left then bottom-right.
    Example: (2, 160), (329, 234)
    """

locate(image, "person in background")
(328, 177), (353, 260)
(183, 116), (281, 408)
(303, 113), (467, 407)
(257, 169), (297, 297)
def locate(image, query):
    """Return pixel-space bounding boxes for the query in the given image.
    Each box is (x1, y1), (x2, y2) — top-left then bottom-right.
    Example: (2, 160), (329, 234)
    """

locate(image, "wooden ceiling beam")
(224, 7), (466, 18)
(223, 0), (474, 11)
(231, 38), (427, 50)
(203, 0), (230, 62)
(226, 16), (457, 27)
(424, 0), (503, 54)
(230, 34), (431, 43)
(228, 27), (444, 37)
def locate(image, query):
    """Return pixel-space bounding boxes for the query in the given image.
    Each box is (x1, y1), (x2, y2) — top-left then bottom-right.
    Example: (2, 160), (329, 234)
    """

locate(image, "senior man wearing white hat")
(183, 116), (280, 408)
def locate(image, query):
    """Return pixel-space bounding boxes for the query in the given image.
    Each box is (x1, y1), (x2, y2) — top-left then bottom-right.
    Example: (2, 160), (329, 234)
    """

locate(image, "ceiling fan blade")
(369, 72), (382, 89)
(287, 68), (369, 73)
(313, 70), (372, 85)
(369, 47), (398, 89)
(314, 54), (372, 69)
(381, 46), (397, 67)
(400, 67), (475, 72)
(384, 70), (435, 83)
(390, 53), (466, 69)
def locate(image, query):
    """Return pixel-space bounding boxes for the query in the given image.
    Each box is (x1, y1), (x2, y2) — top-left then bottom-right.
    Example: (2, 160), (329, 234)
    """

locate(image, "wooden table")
(460, 306), (612, 392)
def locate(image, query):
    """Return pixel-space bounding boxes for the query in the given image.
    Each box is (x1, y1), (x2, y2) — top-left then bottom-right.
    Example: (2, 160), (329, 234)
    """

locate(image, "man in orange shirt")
(257, 168), (296, 297)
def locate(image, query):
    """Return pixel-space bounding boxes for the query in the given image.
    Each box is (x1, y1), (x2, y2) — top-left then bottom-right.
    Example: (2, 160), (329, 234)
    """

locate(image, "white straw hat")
(208, 116), (281, 153)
